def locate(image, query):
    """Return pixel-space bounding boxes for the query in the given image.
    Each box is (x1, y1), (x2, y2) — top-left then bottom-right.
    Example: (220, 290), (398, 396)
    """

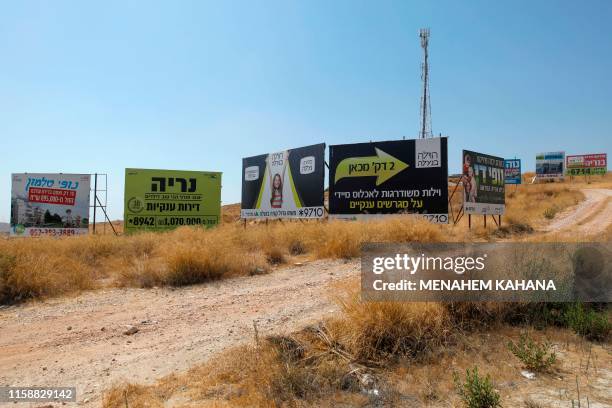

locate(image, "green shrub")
(453, 367), (501, 408)
(564, 303), (610, 341)
(507, 333), (556, 372)
(543, 207), (557, 219)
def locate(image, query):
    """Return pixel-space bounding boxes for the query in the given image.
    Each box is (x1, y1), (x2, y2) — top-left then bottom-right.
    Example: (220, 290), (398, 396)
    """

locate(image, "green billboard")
(124, 168), (221, 233)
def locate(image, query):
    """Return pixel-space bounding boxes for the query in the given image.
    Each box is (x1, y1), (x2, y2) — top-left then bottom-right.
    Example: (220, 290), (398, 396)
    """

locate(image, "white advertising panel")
(11, 173), (91, 237)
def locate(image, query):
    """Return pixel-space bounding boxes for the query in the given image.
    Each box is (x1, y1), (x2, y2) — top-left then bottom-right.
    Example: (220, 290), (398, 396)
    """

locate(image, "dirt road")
(1, 187), (610, 407)
(543, 188), (612, 235)
(0, 259), (359, 406)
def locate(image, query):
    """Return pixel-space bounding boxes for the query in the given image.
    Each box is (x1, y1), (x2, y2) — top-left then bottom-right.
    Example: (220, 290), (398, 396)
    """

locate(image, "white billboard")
(536, 152), (565, 179)
(11, 173), (91, 237)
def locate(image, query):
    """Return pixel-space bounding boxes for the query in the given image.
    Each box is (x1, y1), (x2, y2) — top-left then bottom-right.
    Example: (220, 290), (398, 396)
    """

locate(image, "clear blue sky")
(1, 0), (610, 221)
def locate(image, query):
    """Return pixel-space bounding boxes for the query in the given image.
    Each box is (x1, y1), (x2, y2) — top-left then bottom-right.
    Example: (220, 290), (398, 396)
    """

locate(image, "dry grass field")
(0, 174), (610, 407)
(100, 174), (610, 407)
(0, 217), (449, 304)
(2, 174), (610, 305)
(102, 283), (610, 407)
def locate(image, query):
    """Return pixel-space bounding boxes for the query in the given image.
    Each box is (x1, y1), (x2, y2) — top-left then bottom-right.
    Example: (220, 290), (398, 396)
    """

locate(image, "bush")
(0, 252), (93, 304)
(543, 207), (557, 219)
(288, 239), (306, 255)
(564, 303), (610, 341)
(334, 295), (453, 361)
(507, 332), (556, 372)
(165, 248), (228, 286)
(265, 247), (286, 265)
(453, 367), (501, 408)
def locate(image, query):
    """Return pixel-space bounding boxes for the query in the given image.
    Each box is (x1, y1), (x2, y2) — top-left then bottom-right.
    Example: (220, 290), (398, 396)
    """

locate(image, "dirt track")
(543, 188), (612, 236)
(0, 260), (358, 406)
(1, 187), (610, 406)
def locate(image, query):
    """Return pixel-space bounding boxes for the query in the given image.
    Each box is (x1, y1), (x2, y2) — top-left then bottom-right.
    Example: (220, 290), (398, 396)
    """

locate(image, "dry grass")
(0, 177), (596, 304)
(330, 284), (453, 362)
(0, 217), (453, 304)
(101, 283), (611, 407)
(100, 204), (611, 407)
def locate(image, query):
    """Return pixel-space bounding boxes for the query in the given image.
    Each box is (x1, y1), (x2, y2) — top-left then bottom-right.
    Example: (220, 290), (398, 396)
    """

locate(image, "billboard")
(124, 169), (221, 233)
(10, 173), (91, 237)
(566, 154), (607, 176)
(504, 159), (522, 184)
(462, 150), (505, 215)
(536, 151), (565, 179)
(329, 137), (448, 223)
(241, 143), (325, 219)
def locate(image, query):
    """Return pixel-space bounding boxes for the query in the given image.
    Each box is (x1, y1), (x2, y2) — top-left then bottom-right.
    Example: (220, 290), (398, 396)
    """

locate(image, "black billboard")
(241, 143), (325, 219)
(329, 137), (448, 223)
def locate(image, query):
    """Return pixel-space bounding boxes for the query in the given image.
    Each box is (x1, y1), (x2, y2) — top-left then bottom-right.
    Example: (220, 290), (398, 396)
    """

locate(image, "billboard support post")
(490, 214), (498, 227)
(93, 173), (98, 234)
(454, 205), (464, 225)
(448, 179), (461, 223)
(96, 195), (118, 236)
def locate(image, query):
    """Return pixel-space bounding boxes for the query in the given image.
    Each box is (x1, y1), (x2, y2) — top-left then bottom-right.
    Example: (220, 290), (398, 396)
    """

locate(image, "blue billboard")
(504, 159), (521, 184)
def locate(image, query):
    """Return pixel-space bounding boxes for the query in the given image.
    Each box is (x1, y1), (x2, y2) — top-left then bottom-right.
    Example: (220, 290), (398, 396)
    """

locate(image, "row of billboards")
(241, 139), (450, 223)
(239, 138), (510, 221)
(9, 141), (607, 236)
(10, 171), (222, 237)
(536, 152), (608, 179)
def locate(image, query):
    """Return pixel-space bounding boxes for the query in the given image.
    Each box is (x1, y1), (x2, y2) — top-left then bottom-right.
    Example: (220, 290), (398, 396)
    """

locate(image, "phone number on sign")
(127, 216), (217, 227)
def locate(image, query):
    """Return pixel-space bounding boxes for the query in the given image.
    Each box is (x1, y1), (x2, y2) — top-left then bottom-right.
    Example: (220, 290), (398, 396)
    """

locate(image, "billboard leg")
(95, 195), (118, 236)
(93, 173), (98, 235)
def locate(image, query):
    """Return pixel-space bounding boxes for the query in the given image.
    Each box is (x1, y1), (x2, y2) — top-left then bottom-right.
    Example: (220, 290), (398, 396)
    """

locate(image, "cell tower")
(419, 28), (432, 139)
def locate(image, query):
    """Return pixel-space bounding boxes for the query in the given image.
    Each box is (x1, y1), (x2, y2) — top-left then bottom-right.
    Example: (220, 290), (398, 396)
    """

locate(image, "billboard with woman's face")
(241, 143), (325, 219)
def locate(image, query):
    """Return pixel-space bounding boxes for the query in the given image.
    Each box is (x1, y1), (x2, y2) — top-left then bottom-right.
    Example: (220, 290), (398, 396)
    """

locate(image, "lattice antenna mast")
(419, 28), (432, 139)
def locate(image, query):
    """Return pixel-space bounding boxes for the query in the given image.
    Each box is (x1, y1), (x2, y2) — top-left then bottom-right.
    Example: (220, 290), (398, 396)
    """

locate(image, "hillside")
(0, 178), (610, 406)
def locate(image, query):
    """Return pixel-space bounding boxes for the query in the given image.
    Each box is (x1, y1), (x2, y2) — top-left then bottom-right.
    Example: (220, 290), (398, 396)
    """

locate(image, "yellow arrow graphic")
(334, 148), (409, 186)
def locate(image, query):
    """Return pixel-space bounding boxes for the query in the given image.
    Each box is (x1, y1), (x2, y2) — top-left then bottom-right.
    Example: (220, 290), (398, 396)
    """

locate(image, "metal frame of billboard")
(448, 179), (501, 230)
(90, 173), (118, 235)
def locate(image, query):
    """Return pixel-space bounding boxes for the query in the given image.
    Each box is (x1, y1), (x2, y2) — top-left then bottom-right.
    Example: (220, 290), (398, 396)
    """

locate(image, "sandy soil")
(0, 259), (358, 406)
(543, 188), (612, 236)
(0, 187), (610, 407)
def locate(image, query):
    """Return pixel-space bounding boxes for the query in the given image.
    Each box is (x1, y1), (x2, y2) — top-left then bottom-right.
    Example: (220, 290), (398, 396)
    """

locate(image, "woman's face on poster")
(273, 174), (282, 189)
